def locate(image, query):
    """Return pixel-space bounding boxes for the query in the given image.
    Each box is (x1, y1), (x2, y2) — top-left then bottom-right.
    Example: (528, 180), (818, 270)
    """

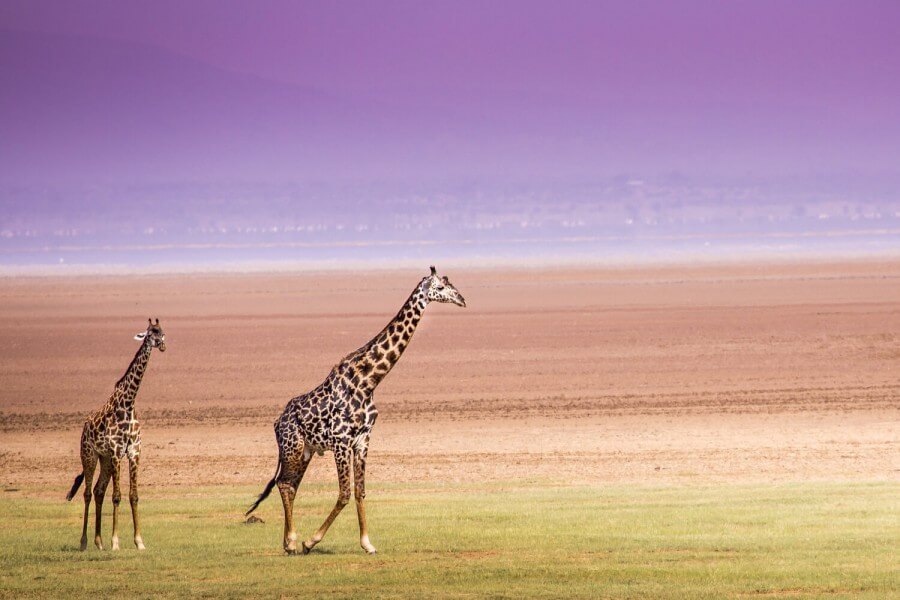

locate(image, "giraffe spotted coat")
(247, 266), (466, 555)
(66, 319), (166, 552)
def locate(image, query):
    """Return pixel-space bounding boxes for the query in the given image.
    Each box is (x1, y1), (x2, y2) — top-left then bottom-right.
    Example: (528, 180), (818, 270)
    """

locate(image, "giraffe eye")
(435, 285), (444, 291)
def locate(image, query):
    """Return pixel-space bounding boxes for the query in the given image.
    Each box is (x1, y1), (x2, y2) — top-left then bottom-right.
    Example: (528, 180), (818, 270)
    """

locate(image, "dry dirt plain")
(0, 261), (897, 495)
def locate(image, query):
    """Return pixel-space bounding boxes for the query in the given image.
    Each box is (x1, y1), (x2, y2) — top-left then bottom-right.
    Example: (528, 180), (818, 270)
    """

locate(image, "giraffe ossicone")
(66, 318), (167, 551)
(246, 266), (466, 555)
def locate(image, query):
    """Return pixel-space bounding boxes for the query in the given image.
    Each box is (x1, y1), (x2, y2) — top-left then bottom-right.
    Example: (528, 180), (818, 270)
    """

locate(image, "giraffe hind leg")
(79, 452), (98, 551)
(93, 456), (112, 550)
(278, 443), (313, 555)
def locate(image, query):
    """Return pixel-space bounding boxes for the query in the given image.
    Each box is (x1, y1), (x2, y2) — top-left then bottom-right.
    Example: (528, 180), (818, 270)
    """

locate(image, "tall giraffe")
(247, 266), (466, 554)
(66, 318), (167, 551)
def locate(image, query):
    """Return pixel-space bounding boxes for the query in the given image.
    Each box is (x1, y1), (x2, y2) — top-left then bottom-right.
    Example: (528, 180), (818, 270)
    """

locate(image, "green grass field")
(0, 482), (896, 599)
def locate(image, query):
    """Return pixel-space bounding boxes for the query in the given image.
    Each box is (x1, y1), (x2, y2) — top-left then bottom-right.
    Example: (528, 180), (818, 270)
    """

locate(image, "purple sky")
(2, 0), (899, 184)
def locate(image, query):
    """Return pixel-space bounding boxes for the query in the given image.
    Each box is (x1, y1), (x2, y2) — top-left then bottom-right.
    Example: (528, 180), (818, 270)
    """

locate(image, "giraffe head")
(423, 266), (466, 307)
(134, 318), (167, 352)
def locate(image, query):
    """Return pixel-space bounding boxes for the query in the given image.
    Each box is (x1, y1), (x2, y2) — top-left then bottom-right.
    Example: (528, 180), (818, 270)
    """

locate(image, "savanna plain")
(0, 261), (897, 598)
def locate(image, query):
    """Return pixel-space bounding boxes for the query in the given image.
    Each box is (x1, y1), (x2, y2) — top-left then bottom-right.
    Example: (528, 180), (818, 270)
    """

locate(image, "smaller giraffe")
(66, 318), (166, 551)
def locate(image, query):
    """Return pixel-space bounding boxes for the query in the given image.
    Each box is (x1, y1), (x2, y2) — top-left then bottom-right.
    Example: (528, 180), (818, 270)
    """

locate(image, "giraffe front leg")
(354, 438), (377, 554)
(302, 446), (352, 554)
(93, 457), (112, 550)
(110, 459), (122, 550)
(128, 456), (145, 550)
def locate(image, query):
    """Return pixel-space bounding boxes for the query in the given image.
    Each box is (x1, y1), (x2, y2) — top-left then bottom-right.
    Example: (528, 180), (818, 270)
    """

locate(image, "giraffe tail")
(245, 460), (281, 516)
(66, 473), (85, 501)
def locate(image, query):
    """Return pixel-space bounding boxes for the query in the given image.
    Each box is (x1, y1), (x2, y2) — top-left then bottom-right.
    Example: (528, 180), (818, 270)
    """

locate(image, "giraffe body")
(66, 319), (166, 551)
(247, 267), (466, 555)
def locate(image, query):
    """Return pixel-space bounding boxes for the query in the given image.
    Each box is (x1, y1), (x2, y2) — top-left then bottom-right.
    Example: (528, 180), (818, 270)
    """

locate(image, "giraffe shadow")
(300, 547), (337, 555)
(59, 544), (119, 559)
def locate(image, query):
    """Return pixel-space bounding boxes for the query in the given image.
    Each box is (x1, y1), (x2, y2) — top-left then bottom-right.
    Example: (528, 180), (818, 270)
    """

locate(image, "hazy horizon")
(2, 1), (899, 271)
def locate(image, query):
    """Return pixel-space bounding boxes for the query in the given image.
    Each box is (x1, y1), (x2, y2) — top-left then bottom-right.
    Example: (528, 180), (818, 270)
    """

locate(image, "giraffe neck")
(111, 338), (153, 415)
(350, 279), (428, 389)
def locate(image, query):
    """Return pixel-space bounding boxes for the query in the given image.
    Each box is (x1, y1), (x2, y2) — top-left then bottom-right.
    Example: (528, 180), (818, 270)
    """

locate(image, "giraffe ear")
(134, 332), (146, 341)
(430, 266), (437, 276)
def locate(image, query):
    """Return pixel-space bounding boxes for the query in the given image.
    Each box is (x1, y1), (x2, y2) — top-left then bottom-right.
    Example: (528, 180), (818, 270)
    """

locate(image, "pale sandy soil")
(0, 261), (897, 494)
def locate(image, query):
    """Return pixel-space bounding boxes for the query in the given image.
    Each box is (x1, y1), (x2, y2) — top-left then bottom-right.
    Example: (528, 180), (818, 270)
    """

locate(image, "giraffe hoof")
(111, 538), (120, 551)
(79, 542), (88, 552)
(361, 535), (377, 554)
(301, 542), (313, 555)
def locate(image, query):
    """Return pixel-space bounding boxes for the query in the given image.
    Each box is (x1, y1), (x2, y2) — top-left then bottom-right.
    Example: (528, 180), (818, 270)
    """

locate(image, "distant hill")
(0, 29), (424, 183)
(4, 29), (899, 186)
